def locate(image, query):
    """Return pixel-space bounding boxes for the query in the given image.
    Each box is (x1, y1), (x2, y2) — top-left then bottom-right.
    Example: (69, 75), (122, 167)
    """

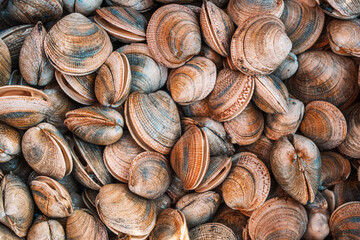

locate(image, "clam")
(117, 43), (167, 93)
(63, 0), (103, 16)
(0, 38), (11, 86)
(273, 53), (298, 80)
(243, 134), (273, 169)
(66, 209), (108, 240)
(19, 22), (54, 87)
(208, 69), (254, 122)
(300, 101), (347, 150)
(316, 0), (360, 19)
(129, 151), (172, 199)
(200, 0), (234, 57)
(0, 85), (52, 129)
(0, 122), (20, 163)
(280, 0), (325, 54)
(213, 205), (248, 238)
(125, 90), (181, 155)
(181, 98), (211, 118)
(27, 215), (65, 240)
(30, 175), (73, 218)
(166, 175), (190, 204)
(330, 201), (360, 239)
(170, 125), (209, 190)
(94, 6), (147, 43)
(65, 105), (124, 145)
(149, 208), (189, 240)
(270, 134), (321, 204)
(222, 152), (270, 212)
(0, 173), (34, 237)
(333, 178), (360, 209)
(248, 197), (308, 240)
(189, 223), (237, 240)
(106, 0), (154, 12)
(264, 98), (304, 140)
(95, 183), (156, 238)
(0, 223), (22, 240)
(146, 4), (201, 68)
(230, 15), (292, 76)
(287, 50), (359, 109)
(44, 13), (112, 76)
(199, 44), (224, 69)
(224, 102), (264, 146)
(22, 123), (73, 179)
(167, 56), (216, 105)
(82, 189), (98, 212)
(176, 191), (221, 228)
(153, 193), (172, 215)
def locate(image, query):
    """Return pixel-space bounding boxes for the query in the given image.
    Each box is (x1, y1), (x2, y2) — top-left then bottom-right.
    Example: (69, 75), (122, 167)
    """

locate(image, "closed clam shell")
(316, 0), (360, 19)
(189, 222), (236, 240)
(252, 74), (290, 114)
(0, 85), (52, 129)
(22, 123), (73, 180)
(146, 4), (201, 68)
(176, 191), (221, 228)
(63, 0), (103, 16)
(208, 69), (254, 122)
(104, 131), (143, 183)
(107, 0), (154, 12)
(222, 152), (270, 212)
(28, 215), (65, 240)
(264, 98), (304, 140)
(66, 209), (108, 240)
(55, 70), (96, 105)
(168, 56), (216, 105)
(65, 105), (124, 145)
(30, 175), (73, 218)
(200, 0), (234, 57)
(0, 122), (20, 163)
(95, 183), (156, 238)
(129, 151), (172, 199)
(300, 101), (347, 150)
(170, 125), (210, 190)
(0, 38), (11, 86)
(149, 208), (189, 240)
(280, 0), (325, 54)
(224, 103), (264, 146)
(181, 98), (211, 118)
(270, 134), (321, 204)
(248, 197), (308, 240)
(330, 201), (360, 239)
(0, 223), (22, 240)
(320, 151), (351, 190)
(0, 173), (34, 237)
(44, 13), (112, 76)
(19, 22), (54, 86)
(230, 15), (292, 76)
(94, 6), (147, 43)
(287, 50), (359, 109)
(125, 90), (181, 155)
(273, 53), (298, 80)
(213, 205), (248, 238)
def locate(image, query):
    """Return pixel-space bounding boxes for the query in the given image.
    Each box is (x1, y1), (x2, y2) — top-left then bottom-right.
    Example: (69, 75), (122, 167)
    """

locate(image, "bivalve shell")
(330, 201), (360, 239)
(0, 122), (21, 163)
(189, 222), (236, 240)
(0, 38), (11, 86)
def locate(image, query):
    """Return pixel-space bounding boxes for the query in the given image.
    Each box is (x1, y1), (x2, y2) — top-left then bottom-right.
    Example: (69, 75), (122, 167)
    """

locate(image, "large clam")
(27, 215), (65, 240)
(330, 201), (360, 239)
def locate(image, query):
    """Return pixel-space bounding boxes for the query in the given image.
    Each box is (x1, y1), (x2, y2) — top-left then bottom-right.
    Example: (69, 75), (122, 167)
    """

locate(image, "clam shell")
(28, 216), (65, 240)
(330, 201), (360, 239)
(82, 188), (98, 212)
(213, 205), (248, 238)
(0, 157), (32, 183)
(333, 178), (360, 209)
(0, 122), (21, 163)
(0, 39), (11, 86)
(166, 175), (190, 204)
(107, 0), (154, 12)
(316, 0), (360, 19)
(0, 223), (23, 240)
(199, 44), (224, 69)
(189, 223), (237, 240)
(243, 134), (273, 169)
(44, 13), (112, 76)
(63, 0), (103, 16)
(181, 98), (211, 118)
(273, 52), (298, 80)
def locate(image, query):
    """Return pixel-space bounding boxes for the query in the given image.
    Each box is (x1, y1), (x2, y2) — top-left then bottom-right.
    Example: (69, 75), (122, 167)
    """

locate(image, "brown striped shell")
(208, 69), (254, 122)
(213, 205), (248, 238)
(199, 44), (223, 69)
(107, 0), (154, 12)
(27, 215), (65, 240)
(330, 201), (360, 239)
(189, 223), (237, 240)
(280, 0), (325, 54)
(44, 13), (112, 76)
(146, 4), (201, 68)
(0, 122), (21, 163)
(222, 152), (271, 212)
(181, 98), (211, 118)
(300, 101), (347, 150)
(243, 134), (273, 169)
(316, 0), (360, 19)
(333, 178), (360, 208)
(94, 6), (147, 43)
(0, 38), (11, 86)
(273, 52), (298, 80)
(166, 175), (190, 204)
(230, 15), (292, 76)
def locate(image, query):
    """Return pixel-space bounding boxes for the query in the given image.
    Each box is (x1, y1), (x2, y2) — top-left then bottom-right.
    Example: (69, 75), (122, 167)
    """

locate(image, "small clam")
(222, 152), (271, 212)
(213, 205), (248, 238)
(0, 122), (20, 163)
(330, 201), (360, 239)
(189, 222), (237, 240)
(316, 0), (360, 19)
(270, 134), (321, 204)
(30, 175), (73, 218)
(273, 53), (298, 80)
(300, 101), (347, 150)
(106, 0), (154, 12)
(65, 105), (124, 145)
(166, 175), (190, 204)
(63, 0), (103, 16)
(181, 98), (211, 118)
(0, 38), (11, 86)
(0, 223), (22, 240)
(27, 215), (65, 240)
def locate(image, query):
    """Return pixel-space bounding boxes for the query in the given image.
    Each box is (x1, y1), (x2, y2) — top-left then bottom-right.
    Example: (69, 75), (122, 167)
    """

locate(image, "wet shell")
(125, 90), (181, 155)
(330, 201), (360, 239)
(167, 56), (216, 105)
(208, 69), (254, 122)
(22, 123), (73, 180)
(273, 52), (298, 80)
(181, 98), (211, 118)
(230, 15), (292, 76)
(0, 38), (11, 86)
(222, 152), (270, 212)
(189, 222), (237, 240)
(27, 215), (65, 240)
(300, 101), (347, 150)
(0, 122), (21, 163)
(170, 125), (210, 190)
(224, 102), (264, 146)
(146, 4), (201, 68)
(0, 85), (52, 129)
(44, 13), (112, 76)
(107, 0), (154, 12)
(316, 0), (360, 19)
(63, 0), (103, 16)
(65, 105), (124, 145)
(280, 0), (325, 54)
(287, 50), (359, 109)
(248, 197), (308, 240)
(94, 6), (147, 43)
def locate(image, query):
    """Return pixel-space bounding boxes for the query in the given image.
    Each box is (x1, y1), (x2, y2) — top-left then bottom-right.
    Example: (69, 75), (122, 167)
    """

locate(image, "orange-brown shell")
(330, 201), (360, 239)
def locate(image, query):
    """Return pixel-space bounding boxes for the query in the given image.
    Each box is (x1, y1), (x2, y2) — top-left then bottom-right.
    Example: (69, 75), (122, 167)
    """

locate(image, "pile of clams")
(0, 0), (360, 239)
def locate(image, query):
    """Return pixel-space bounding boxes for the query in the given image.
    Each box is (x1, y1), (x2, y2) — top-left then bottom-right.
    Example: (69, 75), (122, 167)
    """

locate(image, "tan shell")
(44, 13), (112, 76)
(230, 15), (292, 76)
(82, 188), (98, 212)
(213, 205), (248, 238)
(189, 222), (237, 240)
(199, 44), (224, 69)
(0, 122), (21, 163)
(333, 178), (360, 209)
(0, 38), (11, 86)
(153, 193), (172, 215)
(181, 98), (211, 118)
(243, 134), (273, 169)
(273, 52), (299, 80)
(316, 0), (360, 19)
(330, 201), (360, 239)
(107, 0), (154, 12)
(27, 215), (65, 240)
(0, 223), (22, 240)
(166, 175), (190, 204)
(63, 0), (103, 16)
